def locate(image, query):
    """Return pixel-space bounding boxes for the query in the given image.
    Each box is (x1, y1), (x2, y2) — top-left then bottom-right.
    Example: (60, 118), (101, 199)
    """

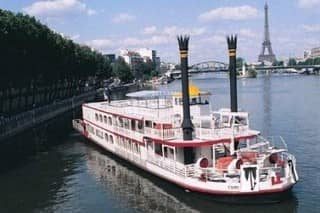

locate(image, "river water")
(0, 74), (319, 213)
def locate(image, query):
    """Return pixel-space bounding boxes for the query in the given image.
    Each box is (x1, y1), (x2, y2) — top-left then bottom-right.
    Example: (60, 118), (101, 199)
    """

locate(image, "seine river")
(0, 74), (319, 213)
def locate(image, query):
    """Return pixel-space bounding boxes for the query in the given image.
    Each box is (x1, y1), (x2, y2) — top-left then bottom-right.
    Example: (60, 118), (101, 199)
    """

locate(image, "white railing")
(194, 124), (249, 140)
(147, 154), (187, 177)
(144, 127), (175, 140)
(112, 126), (144, 142)
(146, 152), (290, 184)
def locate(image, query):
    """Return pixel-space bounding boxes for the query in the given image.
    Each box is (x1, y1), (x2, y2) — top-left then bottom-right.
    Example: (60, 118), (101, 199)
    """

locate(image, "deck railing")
(146, 152), (289, 183)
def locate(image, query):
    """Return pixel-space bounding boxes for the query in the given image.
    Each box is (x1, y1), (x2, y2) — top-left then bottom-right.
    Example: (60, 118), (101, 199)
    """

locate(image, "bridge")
(167, 61), (228, 78)
(255, 64), (320, 70)
(255, 65), (320, 75)
(166, 61), (320, 78)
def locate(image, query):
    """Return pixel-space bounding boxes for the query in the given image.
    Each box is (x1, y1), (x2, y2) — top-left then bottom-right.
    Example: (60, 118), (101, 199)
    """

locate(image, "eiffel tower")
(258, 2), (276, 63)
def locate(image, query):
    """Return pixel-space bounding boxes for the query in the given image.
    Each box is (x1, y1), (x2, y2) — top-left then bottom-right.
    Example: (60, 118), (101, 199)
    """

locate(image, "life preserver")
(269, 153), (278, 164)
(197, 157), (209, 168)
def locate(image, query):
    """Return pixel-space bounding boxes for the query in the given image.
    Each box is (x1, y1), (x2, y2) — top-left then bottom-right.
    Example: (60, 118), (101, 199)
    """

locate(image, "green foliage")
(299, 57), (320, 65)
(248, 68), (257, 78)
(138, 59), (157, 80)
(272, 60), (284, 66)
(112, 57), (133, 83)
(236, 57), (244, 68)
(0, 9), (114, 115)
(0, 9), (111, 89)
(288, 58), (297, 66)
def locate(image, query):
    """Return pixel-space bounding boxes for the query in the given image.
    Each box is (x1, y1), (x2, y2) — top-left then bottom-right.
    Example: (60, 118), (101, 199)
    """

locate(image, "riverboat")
(72, 35), (298, 203)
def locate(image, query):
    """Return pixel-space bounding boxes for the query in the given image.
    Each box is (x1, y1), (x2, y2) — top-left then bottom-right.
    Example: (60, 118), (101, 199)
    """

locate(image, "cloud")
(142, 26), (157, 34)
(298, 0), (320, 8)
(163, 26), (206, 36)
(198, 5), (258, 22)
(23, 0), (96, 17)
(301, 24), (320, 32)
(87, 24), (207, 50)
(87, 39), (116, 49)
(112, 13), (135, 23)
(70, 34), (80, 40)
(239, 28), (257, 38)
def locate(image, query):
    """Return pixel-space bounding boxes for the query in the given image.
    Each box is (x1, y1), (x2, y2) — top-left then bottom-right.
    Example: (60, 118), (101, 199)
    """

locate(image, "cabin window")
(137, 121), (143, 131)
(222, 115), (229, 123)
(119, 118), (123, 127)
(99, 114), (103, 122)
(155, 143), (162, 156)
(191, 98), (197, 105)
(164, 147), (168, 157)
(145, 120), (152, 128)
(104, 115), (107, 123)
(164, 147), (174, 159)
(131, 120), (136, 131)
(113, 116), (117, 126)
(235, 116), (247, 125)
(108, 117), (112, 126)
(105, 133), (108, 142)
(124, 119), (129, 129)
(146, 139), (153, 151)
(95, 113), (98, 121)
(109, 135), (114, 144)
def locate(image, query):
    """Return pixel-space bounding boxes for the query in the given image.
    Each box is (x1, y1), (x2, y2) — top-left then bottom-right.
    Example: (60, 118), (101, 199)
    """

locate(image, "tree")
(112, 57), (133, 83)
(236, 57), (244, 68)
(314, 57), (320, 65)
(288, 58), (297, 66)
(0, 9), (112, 115)
(272, 60), (284, 66)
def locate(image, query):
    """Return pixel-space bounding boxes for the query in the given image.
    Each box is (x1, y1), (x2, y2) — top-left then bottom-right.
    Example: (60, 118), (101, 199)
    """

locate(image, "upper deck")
(83, 88), (259, 147)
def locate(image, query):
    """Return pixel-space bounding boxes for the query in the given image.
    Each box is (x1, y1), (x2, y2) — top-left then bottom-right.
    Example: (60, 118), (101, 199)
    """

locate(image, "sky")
(1, 0), (320, 64)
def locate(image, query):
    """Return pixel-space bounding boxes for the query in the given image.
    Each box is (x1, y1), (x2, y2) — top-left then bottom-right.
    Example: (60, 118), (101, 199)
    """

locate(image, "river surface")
(0, 73), (319, 213)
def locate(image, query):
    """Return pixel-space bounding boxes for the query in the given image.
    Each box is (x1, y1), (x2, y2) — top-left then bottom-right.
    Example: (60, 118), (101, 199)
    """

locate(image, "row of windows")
(95, 113), (113, 126)
(104, 133), (114, 144)
(94, 112), (144, 131)
(86, 123), (140, 154)
(116, 137), (141, 154)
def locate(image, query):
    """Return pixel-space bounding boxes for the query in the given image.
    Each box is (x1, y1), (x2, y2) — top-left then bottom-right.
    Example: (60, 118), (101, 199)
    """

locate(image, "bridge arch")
(190, 61), (228, 72)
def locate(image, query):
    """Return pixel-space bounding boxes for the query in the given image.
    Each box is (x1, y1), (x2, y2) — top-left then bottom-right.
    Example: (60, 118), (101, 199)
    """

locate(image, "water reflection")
(85, 143), (298, 213)
(262, 75), (272, 136)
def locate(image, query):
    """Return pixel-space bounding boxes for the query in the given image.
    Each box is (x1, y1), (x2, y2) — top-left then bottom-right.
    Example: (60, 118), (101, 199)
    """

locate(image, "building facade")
(311, 47), (320, 58)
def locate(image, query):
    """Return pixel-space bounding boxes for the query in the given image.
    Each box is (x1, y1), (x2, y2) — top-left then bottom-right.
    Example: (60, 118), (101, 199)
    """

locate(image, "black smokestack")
(227, 35), (238, 112)
(177, 35), (193, 140)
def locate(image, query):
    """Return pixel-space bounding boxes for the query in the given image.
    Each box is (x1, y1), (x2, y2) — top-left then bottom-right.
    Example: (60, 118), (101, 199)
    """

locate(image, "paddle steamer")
(73, 35), (298, 203)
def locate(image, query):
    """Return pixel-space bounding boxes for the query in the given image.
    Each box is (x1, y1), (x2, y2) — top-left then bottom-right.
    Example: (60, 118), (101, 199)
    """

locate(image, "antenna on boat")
(227, 35), (238, 112)
(177, 35), (193, 140)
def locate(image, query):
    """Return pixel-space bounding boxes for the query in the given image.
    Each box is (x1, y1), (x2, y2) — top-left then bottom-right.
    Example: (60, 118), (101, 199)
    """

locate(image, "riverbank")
(0, 90), (96, 142)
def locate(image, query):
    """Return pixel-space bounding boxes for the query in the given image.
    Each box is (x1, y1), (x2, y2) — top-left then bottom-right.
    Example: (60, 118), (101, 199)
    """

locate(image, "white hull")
(73, 117), (297, 199)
